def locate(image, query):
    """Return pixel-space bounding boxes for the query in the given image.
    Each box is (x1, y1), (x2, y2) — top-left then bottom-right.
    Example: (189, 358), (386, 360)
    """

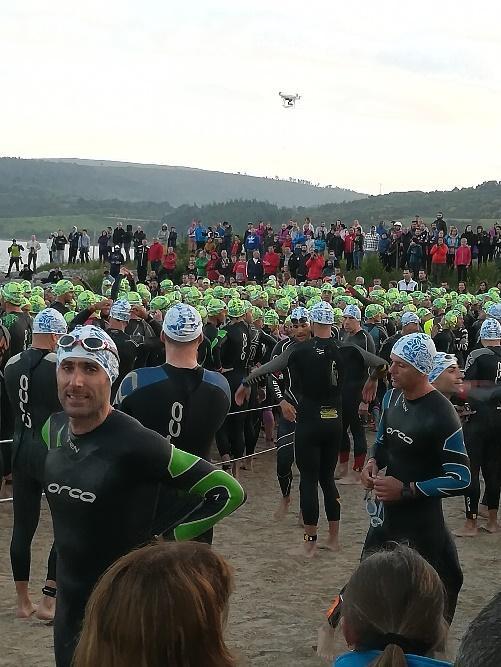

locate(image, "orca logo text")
(47, 483), (96, 503)
(386, 427), (413, 445)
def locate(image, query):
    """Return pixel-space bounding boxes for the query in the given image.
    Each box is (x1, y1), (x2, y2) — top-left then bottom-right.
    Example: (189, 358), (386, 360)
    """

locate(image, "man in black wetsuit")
(455, 318), (501, 537)
(44, 324), (245, 667)
(337, 304), (376, 484)
(116, 302), (232, 545)
(105, 299), (138, 401)
(361, 332), (470, 623)
(116, 303), (231, 460)
(49, 280), (75, 317)
(216, 298), (252, 478)
(237, 301), (387, 557)
(203, 298), (227, 371)
(269, 306), (311, 520)
(4, 308), (67, 621)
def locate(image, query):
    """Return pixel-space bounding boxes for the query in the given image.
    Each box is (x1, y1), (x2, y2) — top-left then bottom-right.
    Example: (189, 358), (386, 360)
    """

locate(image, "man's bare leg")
(484, 509), (501, 533)
(324, 520), (340, 552)
(274, 495), (291, 520)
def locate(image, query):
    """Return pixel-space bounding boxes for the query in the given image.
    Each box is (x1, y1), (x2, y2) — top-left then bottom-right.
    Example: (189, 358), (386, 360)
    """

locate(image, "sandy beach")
(0, 440), (499, 666)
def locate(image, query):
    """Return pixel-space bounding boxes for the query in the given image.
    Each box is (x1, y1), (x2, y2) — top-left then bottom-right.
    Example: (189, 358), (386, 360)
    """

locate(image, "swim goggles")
(365, 490), (384, 528)
(291, 317), (309, 325)
(58, 333), (119, 358)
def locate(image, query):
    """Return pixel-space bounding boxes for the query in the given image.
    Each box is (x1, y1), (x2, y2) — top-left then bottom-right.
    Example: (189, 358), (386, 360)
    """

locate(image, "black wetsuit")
(106, 328), (138, 401)
(243, 338), (385, 527)
(463, 346), (501, 519)
(202, 321), (224, 371)
(42, 409), (245, 667)
(216, 320), (252, 461)
(4, 349), (60, 587)
(339, 328), (376, 470)
(115, 364), (231, 460)
(1, 311), (33, 474)
(366, 388), (470, 623)
(268, 337), (299, 498)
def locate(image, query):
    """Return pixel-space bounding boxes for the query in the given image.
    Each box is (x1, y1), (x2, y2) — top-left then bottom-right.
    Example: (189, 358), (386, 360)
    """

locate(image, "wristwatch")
(401, 482), (414, 500)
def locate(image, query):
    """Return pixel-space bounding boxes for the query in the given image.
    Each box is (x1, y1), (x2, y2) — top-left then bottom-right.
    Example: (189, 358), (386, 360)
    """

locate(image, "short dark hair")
(455, 593), (501, 667)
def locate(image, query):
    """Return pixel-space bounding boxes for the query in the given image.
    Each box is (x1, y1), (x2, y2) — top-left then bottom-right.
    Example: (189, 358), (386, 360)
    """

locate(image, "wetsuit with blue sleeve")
(364, 387), (470, 623)
(42, 409), (245, 667)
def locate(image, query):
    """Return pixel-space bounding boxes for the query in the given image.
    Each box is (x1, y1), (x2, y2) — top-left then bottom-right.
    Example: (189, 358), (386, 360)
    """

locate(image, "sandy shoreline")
(0, 441), (499, 666)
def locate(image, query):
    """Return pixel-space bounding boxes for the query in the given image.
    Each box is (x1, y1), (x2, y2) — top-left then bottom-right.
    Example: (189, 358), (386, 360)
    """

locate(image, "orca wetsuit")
(365, 388), (470, 623)
(4, 349), (60, 589)
(42, 409), (245, 667)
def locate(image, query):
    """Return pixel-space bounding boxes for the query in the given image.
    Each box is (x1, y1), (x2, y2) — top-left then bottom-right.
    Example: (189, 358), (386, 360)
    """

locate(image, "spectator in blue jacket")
(194, 221), (207, 249)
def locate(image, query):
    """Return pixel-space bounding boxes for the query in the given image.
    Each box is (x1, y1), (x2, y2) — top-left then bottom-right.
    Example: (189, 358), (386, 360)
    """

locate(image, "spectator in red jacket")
(231, 236), (242, 257)
(344, 229), (355, 271)
(455, 237), (472, 283)
(430, 237), (448, 284)
(233, 253), (247, 284)
(206, 252), (220, 282)
(148, 237), (164, 275)
(262, 246), (280, 277)
(306, 250), (325, 281)
(160, 246), (177, 280)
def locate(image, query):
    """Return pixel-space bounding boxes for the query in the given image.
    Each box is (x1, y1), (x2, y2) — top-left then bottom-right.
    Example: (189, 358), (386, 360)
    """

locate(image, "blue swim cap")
(162, 303), (203, 342)
(391, 333), (436, 375)
(401, 312), (420, 327)
(310, 301), (335, 325)
(343, 305), (361, 321)
(33, 308), (68, 335)
(429, 352), (458, 384)
(480, 318), (501, 341)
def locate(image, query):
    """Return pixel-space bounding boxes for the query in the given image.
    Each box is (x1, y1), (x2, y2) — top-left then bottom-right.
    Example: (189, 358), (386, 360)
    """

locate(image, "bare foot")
(16, 601), (37, 619)
(274, 497), (291, 521)
(478, 505), (489, 519)
(322, 537), (341, 552)
(303, 540), (318, 559)
(35, 596), (56, 622)
(334, 463), (348, 480)
(453, 522), (479, 537)
(482, 522), (501, 534)
(337, 471), (361, 486)
(240, 459), (254, 472)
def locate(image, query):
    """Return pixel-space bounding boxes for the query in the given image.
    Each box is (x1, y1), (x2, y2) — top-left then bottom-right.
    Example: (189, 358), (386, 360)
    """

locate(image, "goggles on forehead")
(58, 333), (118, 358)
(291, 317), (309, 325)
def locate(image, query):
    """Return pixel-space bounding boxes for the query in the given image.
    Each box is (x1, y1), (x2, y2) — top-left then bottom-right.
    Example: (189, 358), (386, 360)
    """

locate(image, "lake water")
(0, 239), (99, 273)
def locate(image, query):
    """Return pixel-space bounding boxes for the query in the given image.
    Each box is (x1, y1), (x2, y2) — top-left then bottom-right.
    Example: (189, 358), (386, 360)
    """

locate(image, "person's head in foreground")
(390, 333), (436, 393)
(429, 353), (463, 399)
(454, 592), (501, 667)
(337, 544), (449, 667)
(56, 325), (119, 429)
(73, 541), (236, 667)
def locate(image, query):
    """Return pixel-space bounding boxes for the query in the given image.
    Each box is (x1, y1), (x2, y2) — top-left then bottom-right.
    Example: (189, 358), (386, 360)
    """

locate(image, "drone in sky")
(279, 91), (301, 108)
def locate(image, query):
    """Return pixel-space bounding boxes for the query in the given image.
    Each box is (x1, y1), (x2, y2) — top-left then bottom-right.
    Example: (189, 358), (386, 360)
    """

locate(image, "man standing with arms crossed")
(361, 332), (470, 623)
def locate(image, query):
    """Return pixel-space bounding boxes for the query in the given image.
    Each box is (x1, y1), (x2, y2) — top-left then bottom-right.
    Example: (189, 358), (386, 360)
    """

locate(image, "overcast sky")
(1, 0), (500, 195)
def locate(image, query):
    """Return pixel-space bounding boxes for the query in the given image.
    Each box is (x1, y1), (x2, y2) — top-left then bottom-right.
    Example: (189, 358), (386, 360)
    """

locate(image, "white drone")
(279, 91), (301, 108)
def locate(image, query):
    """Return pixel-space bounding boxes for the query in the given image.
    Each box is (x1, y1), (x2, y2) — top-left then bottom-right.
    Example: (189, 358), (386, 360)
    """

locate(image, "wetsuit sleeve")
(242, 344), (297, 386)
(161, 446), (246, 540)
(68, 308), (92, 330)
(110, 276), (121, 301)
(340, 343), (388, 378)
(414, 418), (471, 498)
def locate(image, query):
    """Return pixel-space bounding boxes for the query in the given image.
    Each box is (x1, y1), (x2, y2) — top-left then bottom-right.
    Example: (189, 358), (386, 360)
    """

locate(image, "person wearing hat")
(455, 318), (501, 538)
(361, 333), (470, 623)
(1, 282), (33, 360)
(337, 305), (376, 483)
(4, 308), (67, 622)
(236, 301), (386, 556)
(429, 352), (463, 400)
(44, 323), (245, 666)
(203, 298), (227, 372)
(104, 300), (138, 400)
(50, 280), (75, 317)
(379, 311), (421, 363)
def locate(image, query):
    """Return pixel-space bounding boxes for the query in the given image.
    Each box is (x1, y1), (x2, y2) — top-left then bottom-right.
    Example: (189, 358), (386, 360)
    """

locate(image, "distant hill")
(0, 157), (365, 210)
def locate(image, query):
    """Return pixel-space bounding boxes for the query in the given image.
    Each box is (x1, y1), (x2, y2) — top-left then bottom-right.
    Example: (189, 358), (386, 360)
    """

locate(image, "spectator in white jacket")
(27, 235), (41, 272)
